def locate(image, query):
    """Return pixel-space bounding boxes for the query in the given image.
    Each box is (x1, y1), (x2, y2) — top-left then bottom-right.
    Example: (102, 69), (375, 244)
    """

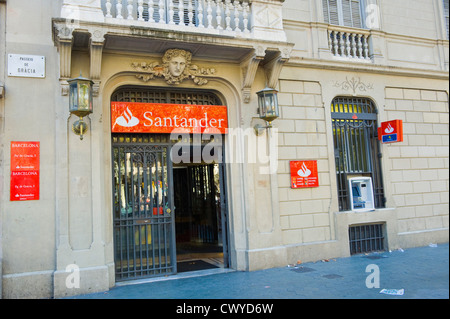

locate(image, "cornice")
(285, 56), (449, 80)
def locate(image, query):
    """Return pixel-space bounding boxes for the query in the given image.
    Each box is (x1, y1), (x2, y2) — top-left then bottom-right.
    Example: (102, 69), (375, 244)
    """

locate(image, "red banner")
(111, 102), (228, 134)
(290, 160), (319, 189)
(10, 141), (40, 201)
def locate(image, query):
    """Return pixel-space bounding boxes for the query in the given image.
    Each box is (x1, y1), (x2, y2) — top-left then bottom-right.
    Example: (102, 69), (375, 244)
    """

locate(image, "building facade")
(0, 0), (448, 298)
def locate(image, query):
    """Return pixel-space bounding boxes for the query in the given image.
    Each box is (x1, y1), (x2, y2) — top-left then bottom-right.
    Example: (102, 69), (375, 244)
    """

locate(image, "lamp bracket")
(254, 123), (273, 136)
(72, 118), (88, 140)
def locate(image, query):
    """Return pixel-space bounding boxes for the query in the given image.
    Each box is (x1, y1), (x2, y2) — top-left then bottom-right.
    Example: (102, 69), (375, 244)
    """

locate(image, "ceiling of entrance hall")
(72, 31), (253, 63)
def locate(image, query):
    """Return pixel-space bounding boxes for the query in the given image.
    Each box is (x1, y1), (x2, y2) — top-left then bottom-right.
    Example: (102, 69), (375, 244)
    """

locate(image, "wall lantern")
(68, 73), (94, 140)
(254, 87), (279, 135)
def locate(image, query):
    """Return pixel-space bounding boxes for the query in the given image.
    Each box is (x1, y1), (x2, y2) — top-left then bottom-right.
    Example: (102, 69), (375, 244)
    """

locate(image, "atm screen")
(352, 185), (361, 197)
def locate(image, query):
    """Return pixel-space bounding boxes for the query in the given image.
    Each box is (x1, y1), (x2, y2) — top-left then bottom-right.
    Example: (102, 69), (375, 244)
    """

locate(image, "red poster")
(10, 141), (40, 201)
(11, 141), (40, 170)
(111, 102), (228, 134)
(290, 160), (319, 189)
(10, 171), (40, 201)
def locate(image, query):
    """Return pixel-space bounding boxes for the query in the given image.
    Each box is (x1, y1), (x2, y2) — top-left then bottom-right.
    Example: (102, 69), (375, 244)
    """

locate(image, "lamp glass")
(257, 87), (279, 123)
(68, 75), (93, 118)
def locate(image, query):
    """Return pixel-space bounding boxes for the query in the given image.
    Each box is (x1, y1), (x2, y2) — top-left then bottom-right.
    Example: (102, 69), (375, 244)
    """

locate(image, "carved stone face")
(132, 49), (214, 86)
(168, 55), (187, 77)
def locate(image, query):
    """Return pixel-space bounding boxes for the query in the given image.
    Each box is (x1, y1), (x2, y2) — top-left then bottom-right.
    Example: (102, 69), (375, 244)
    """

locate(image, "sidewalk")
(69, 243), (449, 299)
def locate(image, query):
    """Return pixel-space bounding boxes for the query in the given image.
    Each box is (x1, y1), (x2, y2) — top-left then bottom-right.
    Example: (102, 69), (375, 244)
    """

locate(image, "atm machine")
(348, 177), (375, 212)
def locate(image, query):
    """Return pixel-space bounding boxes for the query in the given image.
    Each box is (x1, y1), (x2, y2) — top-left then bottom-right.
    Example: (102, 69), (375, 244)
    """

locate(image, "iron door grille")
(112, 140), (175, 281)
(349, 224), (385, 255)
(331, 97), (385, 211)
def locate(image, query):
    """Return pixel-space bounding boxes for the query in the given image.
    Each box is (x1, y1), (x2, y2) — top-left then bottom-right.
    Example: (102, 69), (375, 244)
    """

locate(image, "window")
(444, 0), (449, 39)
(331, 97), (385, 211)
(323, 0), (364, 28)
(349, 223), (385, 254)
(144, 0), (199, 25)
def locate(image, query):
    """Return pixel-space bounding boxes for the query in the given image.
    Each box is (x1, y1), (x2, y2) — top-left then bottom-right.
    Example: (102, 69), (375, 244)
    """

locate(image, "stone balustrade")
(60, 0), (288, 42)
(328, 26), (371, 61)
(102, 0), (252, 36)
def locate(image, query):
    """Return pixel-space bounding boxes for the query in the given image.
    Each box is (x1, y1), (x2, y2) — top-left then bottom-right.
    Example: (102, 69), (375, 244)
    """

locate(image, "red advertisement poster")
(290, 160), (319, 189)
(111, 102), (228, 134)
(10, 141), (40, 201)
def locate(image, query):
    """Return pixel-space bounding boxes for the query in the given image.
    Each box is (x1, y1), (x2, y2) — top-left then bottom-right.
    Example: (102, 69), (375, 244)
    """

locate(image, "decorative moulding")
(131, 49), (216, 86)
(241, 48), (266, 104)
(333, 76), (374, 95)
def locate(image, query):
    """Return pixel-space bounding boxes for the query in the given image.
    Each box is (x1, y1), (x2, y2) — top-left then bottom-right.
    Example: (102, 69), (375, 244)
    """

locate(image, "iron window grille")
(331, 96), (385, 211)
(349, 223), (385, 255)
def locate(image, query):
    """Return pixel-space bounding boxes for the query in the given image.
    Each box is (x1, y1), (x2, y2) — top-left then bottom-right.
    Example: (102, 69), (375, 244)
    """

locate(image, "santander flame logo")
(115, 107), (140, 128)
(297, 162), (312, 178)
(384, 123), (394, 134)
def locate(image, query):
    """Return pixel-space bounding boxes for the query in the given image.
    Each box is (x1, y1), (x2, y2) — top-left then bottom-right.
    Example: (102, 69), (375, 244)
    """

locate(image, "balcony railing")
(328, 26), (371, 61)
(101, 0), (252, 36)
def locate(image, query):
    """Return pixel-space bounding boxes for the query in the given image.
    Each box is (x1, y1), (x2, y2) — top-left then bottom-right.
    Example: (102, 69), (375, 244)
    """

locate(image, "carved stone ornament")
(333, 76), (374, 95)
(131, 49), (216, 86)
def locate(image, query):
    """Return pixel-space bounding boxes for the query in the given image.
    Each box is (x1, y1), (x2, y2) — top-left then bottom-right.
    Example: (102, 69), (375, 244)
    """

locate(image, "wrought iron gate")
(112, 135), (175, 281)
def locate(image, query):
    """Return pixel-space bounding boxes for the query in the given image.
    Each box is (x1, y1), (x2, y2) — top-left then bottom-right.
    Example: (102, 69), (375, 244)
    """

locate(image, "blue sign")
(382, 133), (398, 143)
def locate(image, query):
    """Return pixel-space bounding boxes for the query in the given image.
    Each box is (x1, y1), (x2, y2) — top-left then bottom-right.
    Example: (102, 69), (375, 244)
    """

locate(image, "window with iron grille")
(331, 96), (385, 211)
(349, 223), (385, 254)
(322, 0), (365, 28)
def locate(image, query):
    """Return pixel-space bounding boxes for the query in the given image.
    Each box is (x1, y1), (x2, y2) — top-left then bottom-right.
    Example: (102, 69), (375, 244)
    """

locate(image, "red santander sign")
(10, 141), (40, 201)
(290, 160), (319, 189)
(378, 119), (403, 143)
(111, 102), (228, 134)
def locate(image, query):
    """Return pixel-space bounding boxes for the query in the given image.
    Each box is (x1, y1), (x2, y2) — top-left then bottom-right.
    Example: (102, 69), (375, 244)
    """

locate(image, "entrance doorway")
(111, 86), (229, 281)
(174, 163), (225, 272)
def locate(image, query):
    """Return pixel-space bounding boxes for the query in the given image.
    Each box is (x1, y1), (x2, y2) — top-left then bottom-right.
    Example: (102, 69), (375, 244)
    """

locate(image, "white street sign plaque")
(8, 54), (46, 78)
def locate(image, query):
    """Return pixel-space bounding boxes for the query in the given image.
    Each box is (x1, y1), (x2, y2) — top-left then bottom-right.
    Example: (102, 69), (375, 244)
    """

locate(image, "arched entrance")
(110, 86), (229, 282)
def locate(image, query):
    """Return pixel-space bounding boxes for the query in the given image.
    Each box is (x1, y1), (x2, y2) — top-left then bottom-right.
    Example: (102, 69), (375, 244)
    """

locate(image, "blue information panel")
(382, 133), (398, 143)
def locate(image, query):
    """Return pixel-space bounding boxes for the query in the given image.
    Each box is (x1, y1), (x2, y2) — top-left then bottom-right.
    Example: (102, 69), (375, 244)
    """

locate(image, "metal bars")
(111, 86), (222, 105)
(331, 96), (385, 211)
(112, 142), (175, 281)
(349, 223), (385, 255)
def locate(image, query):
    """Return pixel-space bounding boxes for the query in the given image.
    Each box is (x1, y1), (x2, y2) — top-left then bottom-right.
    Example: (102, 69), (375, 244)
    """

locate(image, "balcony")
(101, 0), (253, 37)
(58, 0), (288, 42)
(53, 0), (294, 102)
(327, 25), (371, 62)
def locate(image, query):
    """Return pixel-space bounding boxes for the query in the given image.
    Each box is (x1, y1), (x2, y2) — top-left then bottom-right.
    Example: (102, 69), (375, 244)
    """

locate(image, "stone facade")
(0, 0), (448, 298)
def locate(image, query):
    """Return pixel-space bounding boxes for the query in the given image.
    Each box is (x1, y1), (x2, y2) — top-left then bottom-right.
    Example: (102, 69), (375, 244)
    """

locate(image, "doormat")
(177, 260), (219, 273)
